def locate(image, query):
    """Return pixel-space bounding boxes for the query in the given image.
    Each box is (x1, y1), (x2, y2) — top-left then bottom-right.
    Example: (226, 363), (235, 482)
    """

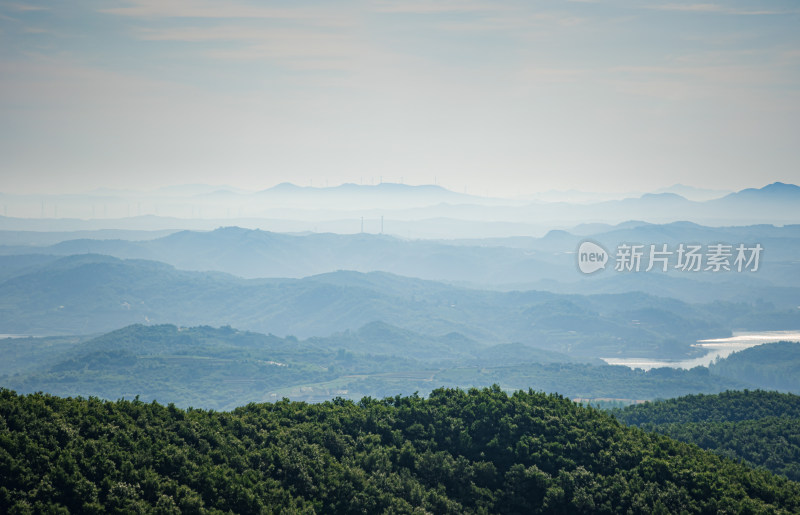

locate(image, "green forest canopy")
(614, 390), (800, 482)
(2, 387), (799, 513)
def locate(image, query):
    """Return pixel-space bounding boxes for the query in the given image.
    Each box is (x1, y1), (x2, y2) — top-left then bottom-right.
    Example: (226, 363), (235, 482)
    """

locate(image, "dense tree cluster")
(2, 387), (799, 513)
(615, 390), (800, 481)
(709, 342), (800, 392)
(614, 390), (800, 426)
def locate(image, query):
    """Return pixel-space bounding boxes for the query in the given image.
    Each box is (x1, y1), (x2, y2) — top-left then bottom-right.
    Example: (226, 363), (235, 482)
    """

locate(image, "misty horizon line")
(2, 179), (795, 201)
(1, 181), (797, 238)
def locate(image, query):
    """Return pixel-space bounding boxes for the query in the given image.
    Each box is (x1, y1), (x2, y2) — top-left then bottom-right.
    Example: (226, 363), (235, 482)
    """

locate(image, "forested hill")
(2, 388), (799, 513)
(709, 342), (800, 392)
(0, 324), (751, 409)
(614, 390), (800, 481)
(614, 390), (800, 426)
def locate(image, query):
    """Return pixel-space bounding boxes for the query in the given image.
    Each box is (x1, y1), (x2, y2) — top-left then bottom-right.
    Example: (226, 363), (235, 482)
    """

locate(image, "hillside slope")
(5, 254), (796, 359)
(615, 390), (800, 481)
(1, 324), (750, 409)
(2, 387), (799, 513)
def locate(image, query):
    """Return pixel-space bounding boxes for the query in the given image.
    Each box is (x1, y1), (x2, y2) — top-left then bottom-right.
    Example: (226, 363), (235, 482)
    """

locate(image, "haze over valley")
(2, 181), (800, 407)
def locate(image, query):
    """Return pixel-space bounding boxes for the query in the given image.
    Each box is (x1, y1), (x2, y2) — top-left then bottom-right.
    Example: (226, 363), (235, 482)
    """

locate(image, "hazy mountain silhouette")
(2, 254), (795, 358)
(2, 183), (798, 234)
(2, 221), (797, 307)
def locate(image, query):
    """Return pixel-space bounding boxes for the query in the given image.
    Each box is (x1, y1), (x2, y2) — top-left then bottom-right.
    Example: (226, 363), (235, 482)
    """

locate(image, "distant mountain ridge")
(653, 183), (732, 201)
(2, 221), (798, 309)
(251, 181), (503, 210)
(1, 253), (797, 358)
(1, 182), (798, 233)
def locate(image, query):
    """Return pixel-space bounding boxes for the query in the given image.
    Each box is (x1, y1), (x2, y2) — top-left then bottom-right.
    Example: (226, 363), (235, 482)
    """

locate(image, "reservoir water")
(602, 330), (800, 371)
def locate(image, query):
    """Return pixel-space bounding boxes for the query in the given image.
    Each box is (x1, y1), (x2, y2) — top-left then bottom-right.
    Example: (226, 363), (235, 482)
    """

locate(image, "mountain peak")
(262, 182), (303, 193)
(762, 181), (800, 192)
(720, 182), (800, 202)
(639, 192), (689, 202)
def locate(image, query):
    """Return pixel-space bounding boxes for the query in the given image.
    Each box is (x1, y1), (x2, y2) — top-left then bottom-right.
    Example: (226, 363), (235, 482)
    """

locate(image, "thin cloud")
(370, 0), (496, 14)
(612, 63), (781, 83)
(139, 26), (360, 63)
(100, 0), (293, 18)
(604, 58), (794, 105)
(518, 67), (585, 84)
(782, 49), (800, 60)
(2, 2), (48, 11)
(136, 26), (293, 42)
(100, 0), (352, 26)
(649, 3), (792, 15)
(434, 10), (586, 32)
(99, 0), (361, 71)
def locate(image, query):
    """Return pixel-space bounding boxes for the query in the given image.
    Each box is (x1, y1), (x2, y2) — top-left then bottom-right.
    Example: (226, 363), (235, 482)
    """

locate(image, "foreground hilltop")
(1, 387), (798, 513)
(614, 390), (800, 482)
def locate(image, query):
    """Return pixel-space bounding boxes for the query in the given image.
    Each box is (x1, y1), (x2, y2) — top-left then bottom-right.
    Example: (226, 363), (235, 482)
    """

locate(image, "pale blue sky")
(1, 0), (799, 196)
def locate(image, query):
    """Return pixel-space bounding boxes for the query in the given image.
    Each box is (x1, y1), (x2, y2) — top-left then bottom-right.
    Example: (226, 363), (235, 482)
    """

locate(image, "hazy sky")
(1, 0), (799, 197)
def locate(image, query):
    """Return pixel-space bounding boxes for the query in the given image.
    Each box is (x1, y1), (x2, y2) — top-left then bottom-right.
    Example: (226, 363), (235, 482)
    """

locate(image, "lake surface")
(602, 330), (800, 371)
